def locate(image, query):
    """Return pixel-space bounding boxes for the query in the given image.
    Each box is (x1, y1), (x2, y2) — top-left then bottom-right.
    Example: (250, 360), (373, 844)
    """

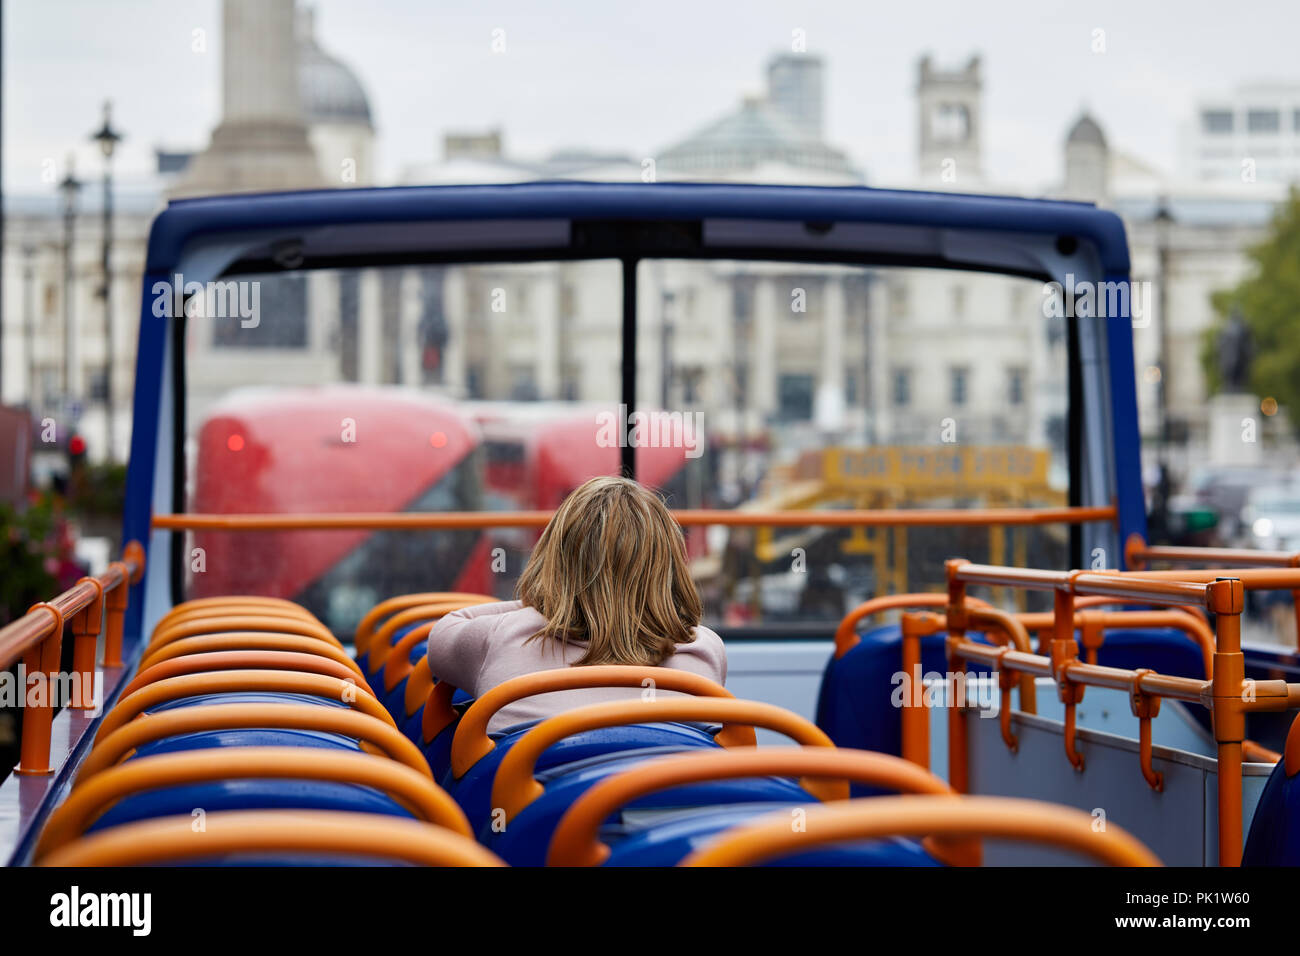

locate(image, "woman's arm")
(425, 601), (520, 690)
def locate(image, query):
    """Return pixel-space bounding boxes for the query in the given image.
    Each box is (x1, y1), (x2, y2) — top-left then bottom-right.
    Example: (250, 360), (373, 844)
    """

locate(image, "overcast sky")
(6, 0), (1300, 196)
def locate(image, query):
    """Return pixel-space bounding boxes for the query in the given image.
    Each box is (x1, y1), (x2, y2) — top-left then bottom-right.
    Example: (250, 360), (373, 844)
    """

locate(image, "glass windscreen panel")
(180, 257), (1068, 637)
(182, 260), (630, 635)
(637, 259), (1069, 627)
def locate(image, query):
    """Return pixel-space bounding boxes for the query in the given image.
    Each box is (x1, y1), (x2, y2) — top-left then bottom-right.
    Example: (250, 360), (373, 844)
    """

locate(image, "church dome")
(297, 9), (373, 128)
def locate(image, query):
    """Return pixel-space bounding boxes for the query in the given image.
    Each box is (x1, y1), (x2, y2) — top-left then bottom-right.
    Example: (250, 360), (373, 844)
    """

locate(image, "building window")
(845, 366), (859, 406)
(777, 374), (815, 422)
(889, 280), (909, 318)
(949, 366), (969, 406)
(1247, 109), (1280, 133)
(509, 364), (538, 401)
(212, 274), (307, 348)
(1201, 110), (1234, 134)
(733, 276), (756, 324)
(951, 285), (966, 318)
(930, 103), (970, 143)
(1294, 109), (1300, 132)
(892, 367), (911, 407)
(87, 368), (109, 402)
(1006, 366), (1026, 406)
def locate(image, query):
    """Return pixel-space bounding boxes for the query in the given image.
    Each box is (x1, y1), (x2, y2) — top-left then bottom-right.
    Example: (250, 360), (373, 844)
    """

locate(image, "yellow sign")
(826, 446), (1050, 490)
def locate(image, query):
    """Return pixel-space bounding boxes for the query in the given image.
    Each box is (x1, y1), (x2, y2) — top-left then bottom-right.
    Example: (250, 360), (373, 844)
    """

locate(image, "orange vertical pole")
(16, 604), (64, 776)
(1208, 577), (1246, 867)
(102, 562), (131, 667)
(945, 560), (970, 793)
(70, 577), (104, 710)
(900, 612), (931, 770)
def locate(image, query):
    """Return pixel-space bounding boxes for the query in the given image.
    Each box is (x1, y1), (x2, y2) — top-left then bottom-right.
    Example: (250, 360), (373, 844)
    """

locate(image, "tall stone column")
(172, 0), (324, 197)
(816, 275), (846, 430)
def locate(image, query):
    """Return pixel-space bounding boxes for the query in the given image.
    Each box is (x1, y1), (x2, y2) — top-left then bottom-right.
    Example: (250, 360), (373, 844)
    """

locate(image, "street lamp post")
(57, 158), (82, 415)
(91, 100), (123, 461)
(1151, 196), (1175, 541)
(22, 245), (36, 411)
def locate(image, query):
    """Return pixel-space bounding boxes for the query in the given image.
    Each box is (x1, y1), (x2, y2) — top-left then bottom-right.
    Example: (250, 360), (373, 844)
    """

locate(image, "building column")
(817, 275), (846, 430)
(358, 269), (382, 385)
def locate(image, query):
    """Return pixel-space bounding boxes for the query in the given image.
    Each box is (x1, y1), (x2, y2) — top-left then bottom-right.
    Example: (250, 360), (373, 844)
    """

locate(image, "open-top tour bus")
(4, 180), (1299, 868)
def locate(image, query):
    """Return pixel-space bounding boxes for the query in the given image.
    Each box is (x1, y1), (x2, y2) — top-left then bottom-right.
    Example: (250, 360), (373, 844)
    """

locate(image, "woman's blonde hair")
(517, 475), (703, 666)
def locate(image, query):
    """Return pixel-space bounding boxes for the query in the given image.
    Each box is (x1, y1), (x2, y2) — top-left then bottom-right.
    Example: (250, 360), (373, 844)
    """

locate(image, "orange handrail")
(0, 541), (144, 774)
(1125, 534), (1300, 571)
(137, 633), (364, 679)
(96, 670), (393, 741)
(491, 698), (836, 824)
(1015, 608), (1215, 676)
(679, 795), (1162, 867)
(37, 810), (506, 867)
(353, 592), (496, 656)
(943, 560), (1300, 867)
(547, 747), (967, 867)
(153, 504), (1117, 532)
(35, 748), (471, 857)
(449, 665), (744, 778)
(77, 703), (432, 782)
(118, 650), (363, 698)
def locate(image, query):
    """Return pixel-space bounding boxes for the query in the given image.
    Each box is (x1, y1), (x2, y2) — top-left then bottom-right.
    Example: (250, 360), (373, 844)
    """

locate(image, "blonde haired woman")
(426, 476), (726, 732)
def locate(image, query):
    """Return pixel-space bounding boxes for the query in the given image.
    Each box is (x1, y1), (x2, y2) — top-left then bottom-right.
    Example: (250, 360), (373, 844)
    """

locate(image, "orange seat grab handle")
(548, 746), (962, 867)
(119, 650), (361, 699)
(154, 595), (312, 629)
(679, 795), (1163, 867)
(77, 703), (432, 783)
(354, 593), (496, 655)
(137, 633), (364, 679)
(384, 623), (436, 693)
(835, 593), (992, 659)
(96, 670), (393, 742)
(450, 665), (740, 777)
(154, 604), (317, 637)
(148, 615), (342, 653)
(35, 748), (471, 859)
(491, 697), (833, 824)
(38, 810), (505, 868)
(365, 602), (475, 676)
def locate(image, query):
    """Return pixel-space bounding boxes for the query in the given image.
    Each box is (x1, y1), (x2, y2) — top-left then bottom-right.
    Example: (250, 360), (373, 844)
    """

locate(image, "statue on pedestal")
(1217, 307), (1254, 394)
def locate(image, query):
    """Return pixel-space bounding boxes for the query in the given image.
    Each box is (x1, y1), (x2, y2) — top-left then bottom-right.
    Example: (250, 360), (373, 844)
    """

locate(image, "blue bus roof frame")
(124, 179), (1145, 646)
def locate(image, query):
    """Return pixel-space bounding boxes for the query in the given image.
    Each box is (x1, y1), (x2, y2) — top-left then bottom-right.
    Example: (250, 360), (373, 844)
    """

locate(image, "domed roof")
(297, 9), (373, 128)
(658, 96), (857, 178)
(1067, 113), (1107, 148)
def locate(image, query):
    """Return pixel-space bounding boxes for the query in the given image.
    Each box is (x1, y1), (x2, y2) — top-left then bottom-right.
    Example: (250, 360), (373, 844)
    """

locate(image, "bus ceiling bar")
(150, 504), (1117, 531)
(0, 542), (144, 775)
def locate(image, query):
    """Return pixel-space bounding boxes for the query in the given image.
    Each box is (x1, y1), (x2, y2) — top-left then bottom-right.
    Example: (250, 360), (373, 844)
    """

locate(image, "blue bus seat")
(489, 757), (813, 865)
(446, 721), (720, 831)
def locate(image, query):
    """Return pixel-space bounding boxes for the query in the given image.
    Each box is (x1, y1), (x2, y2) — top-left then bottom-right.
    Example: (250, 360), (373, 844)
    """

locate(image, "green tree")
(1202, 187), (1300, 426)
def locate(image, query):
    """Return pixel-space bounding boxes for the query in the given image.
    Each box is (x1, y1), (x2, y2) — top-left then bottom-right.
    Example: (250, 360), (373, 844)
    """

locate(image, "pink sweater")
(425, 600), (728, 734)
